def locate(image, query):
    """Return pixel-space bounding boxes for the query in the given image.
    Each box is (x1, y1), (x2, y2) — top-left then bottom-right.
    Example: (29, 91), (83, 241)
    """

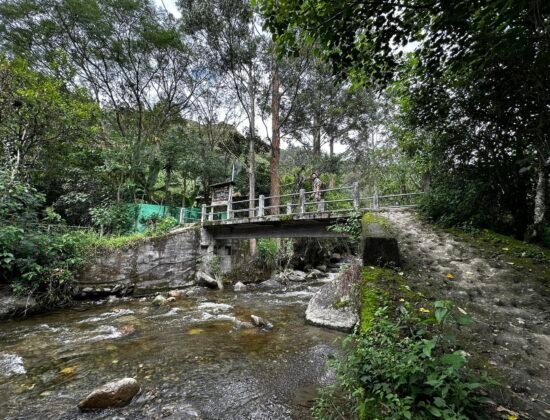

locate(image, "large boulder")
(78, 378), (140, 410)
(361, 214), (400, 267)
(0, 295), (39, 319)
(305, 261), (361, 332)
(306, 287), (358, 333)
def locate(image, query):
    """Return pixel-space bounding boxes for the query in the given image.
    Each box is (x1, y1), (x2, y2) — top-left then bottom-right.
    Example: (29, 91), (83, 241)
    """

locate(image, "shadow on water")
(0, 279), (343, 419)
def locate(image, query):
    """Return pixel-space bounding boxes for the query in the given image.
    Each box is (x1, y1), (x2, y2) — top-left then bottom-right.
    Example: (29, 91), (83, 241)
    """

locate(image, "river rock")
(168, 290), (185, 300)
(234, 281), (247, 292)
(0, 295), (39, 319)
(330, 253), (342, 263)
(152, 295), (168, 306)
(305, 264), (360, 332)
(258, 278), (281, 289)
(306, 269), (323, 280)
(316, 265), (328, 273)
(107, 295), (119, 304)
(286, 270), (307, 282)
(78, 378), (140, 410)
(119, 324), (136, 336)
(167, 297), (176, 303)
(251, 315), (273, 330)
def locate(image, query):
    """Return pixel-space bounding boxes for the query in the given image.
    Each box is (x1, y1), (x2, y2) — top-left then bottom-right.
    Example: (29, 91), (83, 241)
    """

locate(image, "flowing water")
(0, 275), (343, 419)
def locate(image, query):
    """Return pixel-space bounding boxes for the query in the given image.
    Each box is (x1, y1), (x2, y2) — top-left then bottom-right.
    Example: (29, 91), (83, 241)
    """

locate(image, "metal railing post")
(299, 189), (305, 214)
(286, 203), (292, 214)
(353, 182), (360, 210)
(374, 191), (379, 210)
(258, 195), (265, 217)
(201, 204), (206, 225)
(209, 206), (214, 221)
(180, 207), (185, 224)
(318, 199), (325, 212)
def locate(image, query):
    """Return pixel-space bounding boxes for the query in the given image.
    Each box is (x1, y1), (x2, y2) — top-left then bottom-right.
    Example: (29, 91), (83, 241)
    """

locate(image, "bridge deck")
(203, 212), (351, 239)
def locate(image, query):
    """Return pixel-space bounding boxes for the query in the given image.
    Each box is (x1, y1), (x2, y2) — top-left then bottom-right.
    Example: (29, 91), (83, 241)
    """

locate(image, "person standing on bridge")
(311, 171), (322, 202)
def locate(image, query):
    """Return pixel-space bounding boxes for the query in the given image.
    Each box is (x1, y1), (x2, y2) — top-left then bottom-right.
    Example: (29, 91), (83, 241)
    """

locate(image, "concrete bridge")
(195, 184), (423, 240)
(190, 185), (423, 274)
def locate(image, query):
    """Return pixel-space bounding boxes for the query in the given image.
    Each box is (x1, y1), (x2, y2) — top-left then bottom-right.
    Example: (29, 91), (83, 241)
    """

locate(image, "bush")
(90, 203), (136, 234)
(0, 171), (84, 306)
(0, 227), (84, 306)
(156, 216), (178, 233)
(314, 300), (489, 420)
(257, 238), (279, 270)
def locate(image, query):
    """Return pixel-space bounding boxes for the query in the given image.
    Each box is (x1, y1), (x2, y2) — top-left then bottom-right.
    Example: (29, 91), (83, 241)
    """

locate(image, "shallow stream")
(0, 275), (343, 419)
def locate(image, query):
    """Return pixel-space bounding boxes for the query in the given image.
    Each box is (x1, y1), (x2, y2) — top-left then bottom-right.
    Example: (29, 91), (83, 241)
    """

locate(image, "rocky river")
(0, 272), (343, 419)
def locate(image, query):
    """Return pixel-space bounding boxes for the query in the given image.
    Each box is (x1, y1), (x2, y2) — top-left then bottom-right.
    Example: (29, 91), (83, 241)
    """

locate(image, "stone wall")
(78, 227), (200, 296)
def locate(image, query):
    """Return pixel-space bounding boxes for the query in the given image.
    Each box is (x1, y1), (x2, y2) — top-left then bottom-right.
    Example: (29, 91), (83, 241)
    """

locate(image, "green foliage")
(209, 255), (222, 278)
(256, 238), (294, 271)
(314, 300), (488, 420)
(156, 216), (178, 233)
(0, 171), (82, 305)
(257, 238), (279, 270)
(0, 170), (45, 224)
(90, 204), (136, 235)
(329, 211), (362, 246)
(261, 0), (550, 241)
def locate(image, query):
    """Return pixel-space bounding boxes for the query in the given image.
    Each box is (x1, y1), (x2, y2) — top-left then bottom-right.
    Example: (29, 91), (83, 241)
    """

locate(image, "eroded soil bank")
(384, 211), (550, 419)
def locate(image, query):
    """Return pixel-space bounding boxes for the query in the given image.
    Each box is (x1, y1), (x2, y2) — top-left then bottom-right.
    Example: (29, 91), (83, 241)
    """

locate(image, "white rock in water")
(305, 282), (358, 332)
(78, 378), (140, 410)
(152, 295), (168, 306)
(0, 353), (26, 377)
(234, 281), (247, 292)
(250, 314), (273, 330)
(286, 270), (307, 282)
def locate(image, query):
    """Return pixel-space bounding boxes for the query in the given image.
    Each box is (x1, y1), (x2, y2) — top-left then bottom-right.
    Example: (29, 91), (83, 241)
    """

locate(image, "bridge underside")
(203, 214), (350, 240)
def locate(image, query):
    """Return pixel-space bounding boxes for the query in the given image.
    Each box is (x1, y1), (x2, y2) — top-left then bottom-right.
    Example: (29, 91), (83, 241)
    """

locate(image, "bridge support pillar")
(199, 228), (237, 276)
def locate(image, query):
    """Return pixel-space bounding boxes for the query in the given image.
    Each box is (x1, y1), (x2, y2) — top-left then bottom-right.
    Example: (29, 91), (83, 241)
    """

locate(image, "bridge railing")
(198, 184), (424, 225)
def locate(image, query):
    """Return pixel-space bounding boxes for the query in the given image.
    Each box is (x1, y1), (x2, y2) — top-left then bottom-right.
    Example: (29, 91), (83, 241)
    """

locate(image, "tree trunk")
(312, 114), (321, 159)
(248, 68), (257, 255)
(164, 167), (172, 206)
(528, 156), (550, 242)
(270, 60), (281, 215)
(329, 138), (334, 158)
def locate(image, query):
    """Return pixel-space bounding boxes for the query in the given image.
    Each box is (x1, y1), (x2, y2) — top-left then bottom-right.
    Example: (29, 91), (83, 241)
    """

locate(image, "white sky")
(155, 0), (181, 17)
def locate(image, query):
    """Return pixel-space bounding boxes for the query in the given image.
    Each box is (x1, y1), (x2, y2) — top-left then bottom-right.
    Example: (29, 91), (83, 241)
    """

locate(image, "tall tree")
(1, 0), (201, 201)
(180, 0), (264, 218)
(260, 0), (550, 241)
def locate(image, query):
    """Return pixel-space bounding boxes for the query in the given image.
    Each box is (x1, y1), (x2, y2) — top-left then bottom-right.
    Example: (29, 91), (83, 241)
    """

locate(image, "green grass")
(361, 212), (393, 231)
(359, 266), (422, 332)
(70, 226), (181, 257)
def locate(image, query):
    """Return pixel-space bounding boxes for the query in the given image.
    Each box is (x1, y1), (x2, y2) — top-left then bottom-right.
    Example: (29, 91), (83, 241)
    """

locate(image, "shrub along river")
(0, 273), (343, 419)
